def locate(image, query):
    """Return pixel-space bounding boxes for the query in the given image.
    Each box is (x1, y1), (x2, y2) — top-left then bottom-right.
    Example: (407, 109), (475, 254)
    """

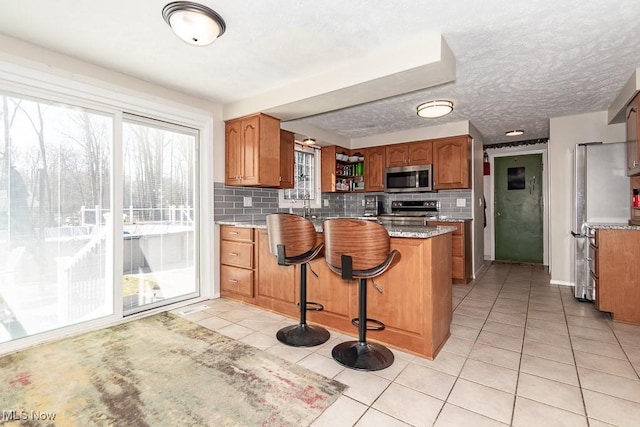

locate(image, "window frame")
(278, 143), (322, 209)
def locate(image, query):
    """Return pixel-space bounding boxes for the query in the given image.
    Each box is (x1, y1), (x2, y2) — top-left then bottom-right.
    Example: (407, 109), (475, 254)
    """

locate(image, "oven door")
(384, 165), (432, 193)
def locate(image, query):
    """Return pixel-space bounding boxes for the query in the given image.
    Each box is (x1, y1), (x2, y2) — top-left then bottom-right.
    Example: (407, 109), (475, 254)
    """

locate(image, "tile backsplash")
(213, 182), (472, 221)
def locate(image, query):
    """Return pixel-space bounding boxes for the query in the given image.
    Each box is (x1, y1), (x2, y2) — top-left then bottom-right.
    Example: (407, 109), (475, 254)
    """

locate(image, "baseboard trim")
(550, 279), (574, 287)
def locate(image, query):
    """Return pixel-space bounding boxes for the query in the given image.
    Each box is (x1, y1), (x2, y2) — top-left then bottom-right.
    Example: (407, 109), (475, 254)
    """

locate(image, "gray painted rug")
(0, 312), (346, 426)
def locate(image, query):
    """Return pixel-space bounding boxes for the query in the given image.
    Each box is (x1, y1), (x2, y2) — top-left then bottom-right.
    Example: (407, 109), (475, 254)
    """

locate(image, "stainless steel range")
(377, 200), (439, 226)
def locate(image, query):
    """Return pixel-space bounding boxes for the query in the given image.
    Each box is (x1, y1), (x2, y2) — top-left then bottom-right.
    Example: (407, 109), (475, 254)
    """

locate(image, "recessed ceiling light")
(505, 130), (524, 136)
(302, 138), (316, 145)
(162, 1), (226, 46)
(416, 100), (454, 118)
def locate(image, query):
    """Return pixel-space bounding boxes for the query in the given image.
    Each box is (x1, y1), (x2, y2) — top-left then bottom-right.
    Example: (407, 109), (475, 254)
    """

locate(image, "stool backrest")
(323, 219), (391, 271)
(266, 213), (318, 258)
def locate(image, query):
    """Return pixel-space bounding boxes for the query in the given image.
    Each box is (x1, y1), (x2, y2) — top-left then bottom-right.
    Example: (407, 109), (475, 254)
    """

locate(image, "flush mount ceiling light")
(302, 138), (316, 145)
(505, 129), (525, 136)
(162, 1), (226, 46)
(416, 100), (454, 118)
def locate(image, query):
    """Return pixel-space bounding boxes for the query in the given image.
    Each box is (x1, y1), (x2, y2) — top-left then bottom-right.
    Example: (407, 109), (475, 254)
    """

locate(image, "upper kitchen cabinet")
(364, 146), (385, 192)
(432, 135), (471, 190)
(385, 140), (432, 167)
(279, 129), (295, 189)
(626, 92), (640, 176)
(225, 113), (283, 187)
(321, 145), (365, 192)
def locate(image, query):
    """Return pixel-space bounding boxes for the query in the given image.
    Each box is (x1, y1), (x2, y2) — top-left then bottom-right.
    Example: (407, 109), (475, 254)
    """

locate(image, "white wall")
(548, 111), (625, 286)
(469, 122), (485, 276)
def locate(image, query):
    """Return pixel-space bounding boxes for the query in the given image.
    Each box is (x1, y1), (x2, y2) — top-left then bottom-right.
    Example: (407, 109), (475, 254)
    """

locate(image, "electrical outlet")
(323, 199), (329, 207)
(243, 196), (252, 207)
(361, 199), (366, 207)
(456, 198), (466, 208)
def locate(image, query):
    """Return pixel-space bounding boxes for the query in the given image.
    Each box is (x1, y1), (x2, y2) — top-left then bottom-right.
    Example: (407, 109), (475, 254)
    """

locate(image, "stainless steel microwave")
(384, 164), (433, 193)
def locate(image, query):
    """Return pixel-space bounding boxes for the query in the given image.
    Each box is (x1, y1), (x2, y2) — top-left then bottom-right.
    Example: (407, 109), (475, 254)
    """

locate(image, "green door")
(495, 154), (543, 263)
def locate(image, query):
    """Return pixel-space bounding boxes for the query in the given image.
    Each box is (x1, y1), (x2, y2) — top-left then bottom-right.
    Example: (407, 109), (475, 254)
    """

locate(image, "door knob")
(496, 211), (501, 217)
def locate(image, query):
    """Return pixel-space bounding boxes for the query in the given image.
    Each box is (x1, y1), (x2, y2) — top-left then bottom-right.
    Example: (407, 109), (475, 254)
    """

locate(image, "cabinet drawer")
(220, 225), (253, 242)
(220, 265), (253, 297)
(220, 240), (254, 268)
(452, 235), (463, 257)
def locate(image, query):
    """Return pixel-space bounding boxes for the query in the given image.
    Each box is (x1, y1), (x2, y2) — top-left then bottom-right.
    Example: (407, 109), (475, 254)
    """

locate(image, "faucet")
(303, 199), (311, 218)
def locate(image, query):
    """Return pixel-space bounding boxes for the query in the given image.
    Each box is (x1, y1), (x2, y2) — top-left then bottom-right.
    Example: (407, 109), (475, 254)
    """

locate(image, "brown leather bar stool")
(266, 213), (330, 347)
(323, 218), (400, 371)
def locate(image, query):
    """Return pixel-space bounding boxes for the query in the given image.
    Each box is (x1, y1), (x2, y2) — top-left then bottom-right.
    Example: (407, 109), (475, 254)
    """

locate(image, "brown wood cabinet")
(626, 92), (640, 176)
(279, 129), (295, 189)
(385, 141), (432, 167)
(591, 228), (640, 325)
(225, 113), (282, 187)
(254, 229), (298, 316)
(219, 226), (254, 298)
(219, 224), (453, 359)
(428, 221), (472, 284)
(432, 136), (471, 190)
(307, 232), (452, 359)
(364, 146), (385, 192)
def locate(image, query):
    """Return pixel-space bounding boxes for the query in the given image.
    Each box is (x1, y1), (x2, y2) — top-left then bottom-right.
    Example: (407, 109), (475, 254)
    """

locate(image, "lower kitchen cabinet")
(591, 228), (640, 325)
(217, 225), (453, 358)
(428, 220), (472, 284)
(254, 229), (298, 317)
(219, 226), (255, 299)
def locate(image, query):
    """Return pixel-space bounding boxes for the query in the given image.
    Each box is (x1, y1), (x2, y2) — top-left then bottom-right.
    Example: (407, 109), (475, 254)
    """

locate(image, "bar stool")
(266, 213), (330, 347)
(323, 218), (400, 371)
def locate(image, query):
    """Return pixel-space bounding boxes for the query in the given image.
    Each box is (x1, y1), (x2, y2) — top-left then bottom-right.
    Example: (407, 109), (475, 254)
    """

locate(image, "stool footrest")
(351, 317), (385, 331)
(297, 301), (324, 311)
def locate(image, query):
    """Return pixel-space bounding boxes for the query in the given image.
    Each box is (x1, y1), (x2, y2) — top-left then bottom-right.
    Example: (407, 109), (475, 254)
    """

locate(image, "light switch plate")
(456, 198), (466, 207)
(243, 196), (252, 207)
(323, 199), (329, 207)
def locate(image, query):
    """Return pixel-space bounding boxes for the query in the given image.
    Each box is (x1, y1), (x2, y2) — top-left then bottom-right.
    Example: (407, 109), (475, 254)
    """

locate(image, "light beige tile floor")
(176, 262), (640, 426)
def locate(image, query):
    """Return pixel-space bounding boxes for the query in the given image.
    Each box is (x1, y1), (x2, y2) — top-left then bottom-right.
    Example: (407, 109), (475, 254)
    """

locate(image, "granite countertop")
(216, 219), (457, 239)
(587, 223), (640, 231)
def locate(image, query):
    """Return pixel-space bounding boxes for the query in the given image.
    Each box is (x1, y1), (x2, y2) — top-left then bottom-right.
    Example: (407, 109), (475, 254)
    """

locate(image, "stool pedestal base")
(276, 324), (330, 347)
(332, 341), (394, 371)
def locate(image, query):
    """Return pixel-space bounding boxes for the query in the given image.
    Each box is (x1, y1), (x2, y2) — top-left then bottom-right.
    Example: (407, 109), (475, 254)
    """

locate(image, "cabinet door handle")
(228, 279), (238, 284)
(228, 231), (239, 235)
(228, 252), (239, 256)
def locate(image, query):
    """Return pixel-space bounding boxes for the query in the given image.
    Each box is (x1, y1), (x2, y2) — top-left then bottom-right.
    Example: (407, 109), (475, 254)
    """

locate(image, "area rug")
(0, 312), (346, 426)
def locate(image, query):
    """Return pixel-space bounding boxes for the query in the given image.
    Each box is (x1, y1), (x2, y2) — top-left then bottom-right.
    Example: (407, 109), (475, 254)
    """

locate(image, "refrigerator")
(572, 142), (629, 301)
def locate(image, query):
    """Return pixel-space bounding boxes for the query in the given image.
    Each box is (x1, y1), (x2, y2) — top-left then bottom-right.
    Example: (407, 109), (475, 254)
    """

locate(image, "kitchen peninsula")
(217, 220), (456, 359)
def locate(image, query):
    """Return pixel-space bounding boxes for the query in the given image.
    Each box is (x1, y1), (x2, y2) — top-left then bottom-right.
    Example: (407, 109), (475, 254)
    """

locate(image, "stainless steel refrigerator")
(572, 142), (629, 301)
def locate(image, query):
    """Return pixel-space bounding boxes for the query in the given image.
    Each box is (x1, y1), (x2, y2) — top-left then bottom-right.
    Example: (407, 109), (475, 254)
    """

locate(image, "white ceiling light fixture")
(302, 138), (316, 145)
(416, 100), (454, 118)
(505, 129), (524, 136)
(162, 2), (226, 46)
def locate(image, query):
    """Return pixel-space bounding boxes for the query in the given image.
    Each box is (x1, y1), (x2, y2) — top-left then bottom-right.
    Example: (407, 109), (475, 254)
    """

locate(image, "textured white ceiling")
(0, 0), (638, 144)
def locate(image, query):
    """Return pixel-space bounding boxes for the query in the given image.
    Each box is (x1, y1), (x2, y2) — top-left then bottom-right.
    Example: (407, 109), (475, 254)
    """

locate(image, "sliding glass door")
(0, 91), (201, 344)
(0, 93), (113, 342)
(122, 117), (198, 314)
